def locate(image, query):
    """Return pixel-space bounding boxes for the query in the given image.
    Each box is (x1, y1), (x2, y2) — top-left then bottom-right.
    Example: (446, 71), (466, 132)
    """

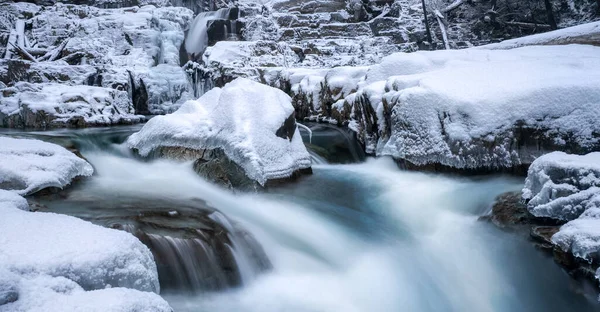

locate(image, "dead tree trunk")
(421, 0), (433, 49)
(543, 0), (558, 30)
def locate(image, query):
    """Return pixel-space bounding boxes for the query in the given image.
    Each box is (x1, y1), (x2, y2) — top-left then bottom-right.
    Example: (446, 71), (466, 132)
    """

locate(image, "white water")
(71, 147), (597, 312)
(186, 8), (231, 58)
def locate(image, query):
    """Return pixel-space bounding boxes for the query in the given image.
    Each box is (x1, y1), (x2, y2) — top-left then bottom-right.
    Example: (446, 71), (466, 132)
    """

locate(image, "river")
(1, 125), (597, 312)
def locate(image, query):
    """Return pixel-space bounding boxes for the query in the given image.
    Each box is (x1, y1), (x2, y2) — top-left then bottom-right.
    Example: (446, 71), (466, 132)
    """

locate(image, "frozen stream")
(2, 125), (597, 312)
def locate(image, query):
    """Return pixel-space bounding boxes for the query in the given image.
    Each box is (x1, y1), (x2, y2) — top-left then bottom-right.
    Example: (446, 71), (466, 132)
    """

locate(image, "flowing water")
(2, 125), (598, 312)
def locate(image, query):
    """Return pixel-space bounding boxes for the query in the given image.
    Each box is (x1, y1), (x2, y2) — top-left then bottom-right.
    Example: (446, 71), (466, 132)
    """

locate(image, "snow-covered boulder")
(0, 136), (93, 195)
(523, 152), (600, 220)
(346, 45), (600, 170)
(0, 190), (169, 311)
(127, 78), (311, 186)
(0, 82), (142, 128)
(522, 152), (600, 285)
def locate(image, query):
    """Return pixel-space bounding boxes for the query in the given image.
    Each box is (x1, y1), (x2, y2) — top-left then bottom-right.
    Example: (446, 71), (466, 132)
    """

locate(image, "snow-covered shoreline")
(0, 138), (172, 311)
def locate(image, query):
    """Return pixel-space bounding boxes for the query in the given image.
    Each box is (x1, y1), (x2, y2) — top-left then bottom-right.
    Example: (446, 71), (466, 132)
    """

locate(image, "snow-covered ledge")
(127, 78), (311, 187)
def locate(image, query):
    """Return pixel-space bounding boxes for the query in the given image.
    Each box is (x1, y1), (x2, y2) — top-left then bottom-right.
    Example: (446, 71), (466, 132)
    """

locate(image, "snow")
(0, 82), (143, 127)
(481, 21), (600, 50)
(552, 207), (600, 261)
(366, 45), (600, 169)
(0, 191), (169, 311)
(523, 152), (600, 220)
(523, 152), (600, 281)
(127, 78), (311, 185)
(0, 136), (94, 195)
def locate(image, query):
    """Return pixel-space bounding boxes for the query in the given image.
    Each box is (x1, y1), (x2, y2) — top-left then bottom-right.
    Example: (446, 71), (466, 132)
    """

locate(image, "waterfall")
(185, 8), (232, 59)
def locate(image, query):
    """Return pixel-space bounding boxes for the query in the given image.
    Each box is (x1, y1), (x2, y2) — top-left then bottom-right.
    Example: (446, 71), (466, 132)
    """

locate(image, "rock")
(0, 137), (94, 196)
(127, 78), (312, 188)
(0, 82), (142, 128)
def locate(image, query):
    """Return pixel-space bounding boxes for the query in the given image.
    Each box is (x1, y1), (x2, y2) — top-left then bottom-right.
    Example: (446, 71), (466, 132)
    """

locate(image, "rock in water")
(0, 136), (94, 195)
(127, 78), (312, 187)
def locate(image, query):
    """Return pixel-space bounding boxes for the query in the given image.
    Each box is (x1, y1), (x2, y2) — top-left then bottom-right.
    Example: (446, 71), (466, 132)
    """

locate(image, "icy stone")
(523, 152), (600, 220)
(0, 82), (142, 128)
(0, 137), (93, 195)
(366, 45), (600, 169)
(127, 78), (311, 185)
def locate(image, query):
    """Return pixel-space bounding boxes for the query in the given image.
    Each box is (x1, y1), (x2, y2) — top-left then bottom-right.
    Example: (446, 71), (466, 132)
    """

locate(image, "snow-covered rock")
(342, 45), (600, 169)
(0, 82), (142, 128)
(1, 2), (194, 117)
(127, 78), (311, 186)
(0, 136), (94, 195)
(523, 152), (600, 220)
(0, 190), (169, 311)
(522, 152), (600, 285)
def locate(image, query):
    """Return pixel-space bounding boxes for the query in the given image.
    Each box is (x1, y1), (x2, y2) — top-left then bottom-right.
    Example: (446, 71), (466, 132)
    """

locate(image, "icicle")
(296, 122), (312, 144)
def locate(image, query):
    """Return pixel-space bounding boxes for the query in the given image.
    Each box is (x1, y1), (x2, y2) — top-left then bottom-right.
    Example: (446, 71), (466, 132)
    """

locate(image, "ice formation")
(0, 83), (142, 128)
(127, 78), (311, 185)
(0, 136), (94, 195)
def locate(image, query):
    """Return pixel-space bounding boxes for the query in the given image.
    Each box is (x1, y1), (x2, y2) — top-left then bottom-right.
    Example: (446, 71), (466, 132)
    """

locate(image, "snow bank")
(370, 45), (600, 169)
(481, 21), (600, 50)
(127, 78), (311, 185)
(0, 190), (168, 311)
(0, 82), (142, 128)
(523, 152), (600, 220)
(0, 136), (94, 195)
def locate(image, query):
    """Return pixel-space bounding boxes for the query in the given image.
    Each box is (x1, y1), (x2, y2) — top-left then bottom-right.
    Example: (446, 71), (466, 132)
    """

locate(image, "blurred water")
(3, 127), (597, 312)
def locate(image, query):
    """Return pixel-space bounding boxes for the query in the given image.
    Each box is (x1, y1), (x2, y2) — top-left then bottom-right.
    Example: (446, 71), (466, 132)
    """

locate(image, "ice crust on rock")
(0, 190), (169, 311)
(523, 152), (600, 282)
(0, 136), (94, 195)
(127, 78), (311, 185)
(362, 45), (600, 169)
(0, 83), (142, 128)
(523, 152), (600, 220)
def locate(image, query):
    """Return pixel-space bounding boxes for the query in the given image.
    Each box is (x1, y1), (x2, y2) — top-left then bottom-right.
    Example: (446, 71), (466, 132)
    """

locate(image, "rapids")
(2, 125), (598, 312)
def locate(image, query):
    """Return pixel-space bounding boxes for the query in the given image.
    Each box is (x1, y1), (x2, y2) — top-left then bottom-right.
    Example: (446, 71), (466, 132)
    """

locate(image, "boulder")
(127, 78), (312, 188)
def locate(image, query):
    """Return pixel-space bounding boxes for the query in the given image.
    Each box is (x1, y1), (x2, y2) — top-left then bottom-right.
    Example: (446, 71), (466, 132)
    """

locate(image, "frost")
(127, 78), (311, 185)
(0, 136), (94, 195)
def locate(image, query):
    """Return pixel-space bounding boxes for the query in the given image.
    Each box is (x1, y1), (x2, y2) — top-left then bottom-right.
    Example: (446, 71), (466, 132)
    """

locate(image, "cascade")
(185, 8), (233, 60)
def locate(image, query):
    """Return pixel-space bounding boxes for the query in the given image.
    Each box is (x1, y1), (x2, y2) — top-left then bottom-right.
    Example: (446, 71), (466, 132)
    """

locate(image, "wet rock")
(43, 198), (272, 294)
(483, 191), (600, 294)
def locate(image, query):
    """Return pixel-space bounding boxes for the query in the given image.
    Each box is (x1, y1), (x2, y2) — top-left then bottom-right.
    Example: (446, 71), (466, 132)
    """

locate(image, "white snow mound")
(127, 78), (311, 185)
(0, 191), (168, 311)
(523, 152), (600, 220)
(0, 136), (94, 195)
